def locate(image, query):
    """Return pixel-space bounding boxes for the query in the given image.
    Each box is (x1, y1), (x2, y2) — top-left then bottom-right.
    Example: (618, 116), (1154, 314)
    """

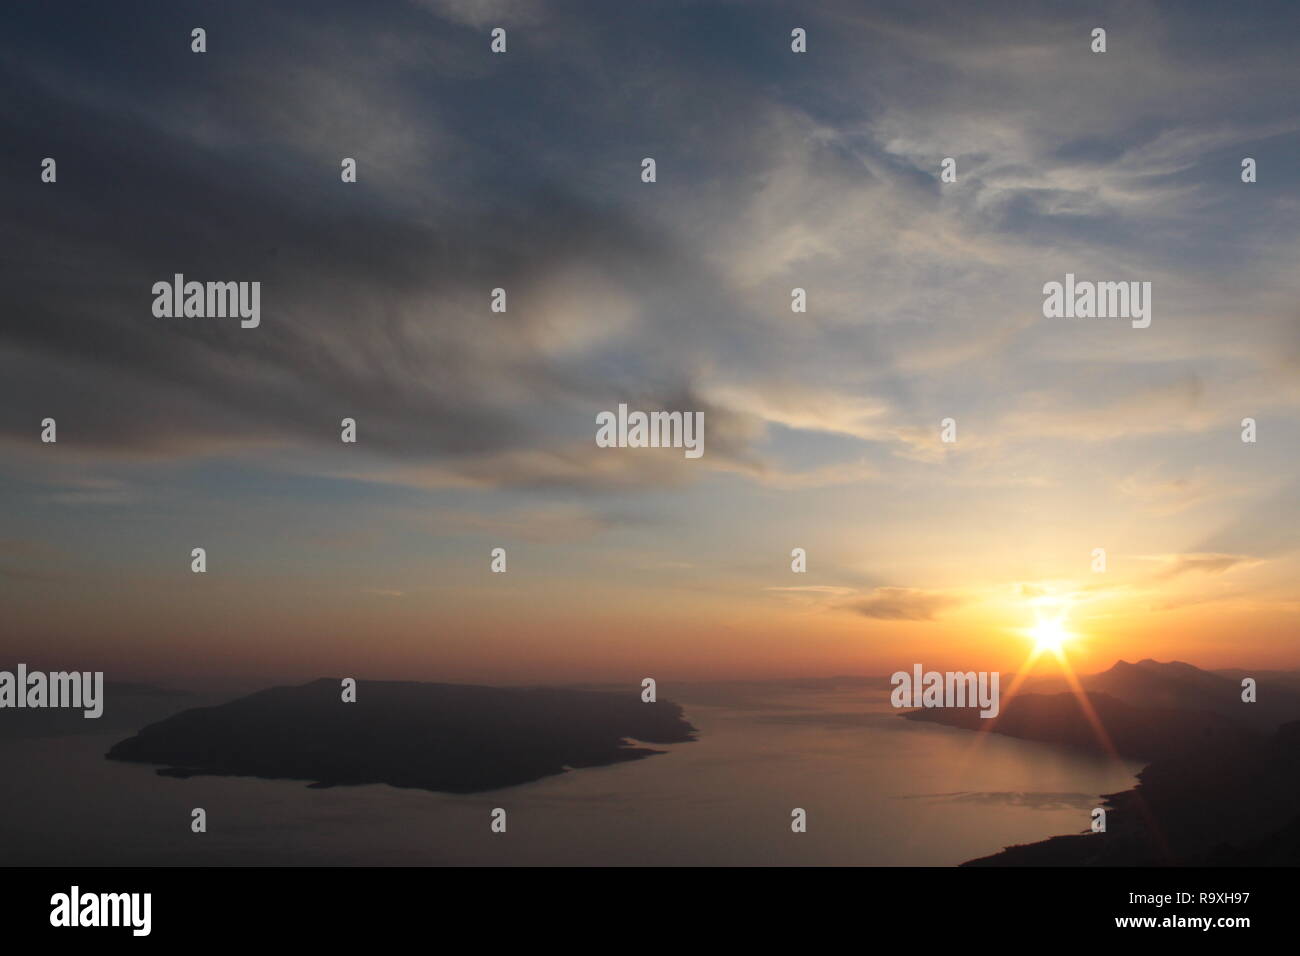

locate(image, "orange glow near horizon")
(3, 552), (1298, 686)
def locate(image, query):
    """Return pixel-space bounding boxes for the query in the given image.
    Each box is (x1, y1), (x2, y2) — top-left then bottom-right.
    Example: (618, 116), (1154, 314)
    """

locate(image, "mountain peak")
(1106, 658), (1206, 676)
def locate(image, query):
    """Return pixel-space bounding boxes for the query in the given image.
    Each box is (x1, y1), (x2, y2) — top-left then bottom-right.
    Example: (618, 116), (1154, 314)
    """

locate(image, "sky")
(2, 0), (1298, 686)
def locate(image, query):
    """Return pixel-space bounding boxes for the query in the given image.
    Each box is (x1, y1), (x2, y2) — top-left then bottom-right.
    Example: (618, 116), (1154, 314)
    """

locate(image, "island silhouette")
(107, 679), (696, 793)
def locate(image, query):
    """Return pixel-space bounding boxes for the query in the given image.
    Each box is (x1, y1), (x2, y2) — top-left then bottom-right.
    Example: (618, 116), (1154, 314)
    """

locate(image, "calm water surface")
(0, 682), (1141, 865)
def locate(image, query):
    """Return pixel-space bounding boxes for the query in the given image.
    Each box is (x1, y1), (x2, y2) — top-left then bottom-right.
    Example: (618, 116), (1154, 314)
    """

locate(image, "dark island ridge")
(903, 660), (1300, 865)
(107, 678), (697, 793)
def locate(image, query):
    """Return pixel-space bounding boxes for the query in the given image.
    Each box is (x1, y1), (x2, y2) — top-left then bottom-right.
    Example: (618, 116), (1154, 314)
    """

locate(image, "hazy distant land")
(0, 681), (189, 740)
(107, 679), (696, 793)
(904, 660), (1300, 865)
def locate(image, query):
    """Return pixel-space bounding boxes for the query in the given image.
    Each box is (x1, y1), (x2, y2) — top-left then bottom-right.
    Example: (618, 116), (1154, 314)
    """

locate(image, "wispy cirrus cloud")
(843, 587), (966, 622)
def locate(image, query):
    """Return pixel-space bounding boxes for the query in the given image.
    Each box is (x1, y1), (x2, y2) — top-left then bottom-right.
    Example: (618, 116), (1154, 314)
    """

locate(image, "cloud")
(426, 503), (626, 542)
(1144, 552), (1260, 580)
(843, 587), (965, 621)
(2, 0), (1299, 510)
(1195, 480), (1300, 560)
(1116, 470), (1222, 516)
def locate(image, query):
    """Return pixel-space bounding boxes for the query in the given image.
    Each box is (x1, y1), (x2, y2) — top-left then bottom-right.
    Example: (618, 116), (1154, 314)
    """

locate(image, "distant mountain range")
(906, 688), (1255, 761)
(107, 679), (696, 793)
(1020, 658), (1300, 733)
(904, 659), (1300, 865)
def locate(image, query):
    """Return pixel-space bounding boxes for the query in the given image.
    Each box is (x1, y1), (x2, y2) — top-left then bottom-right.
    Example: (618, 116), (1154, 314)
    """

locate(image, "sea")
(0, 680), (1141, 866)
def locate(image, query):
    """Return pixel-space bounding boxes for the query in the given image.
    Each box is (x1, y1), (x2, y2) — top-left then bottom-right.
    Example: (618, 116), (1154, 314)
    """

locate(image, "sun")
(1028, 616), (1072, 653)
